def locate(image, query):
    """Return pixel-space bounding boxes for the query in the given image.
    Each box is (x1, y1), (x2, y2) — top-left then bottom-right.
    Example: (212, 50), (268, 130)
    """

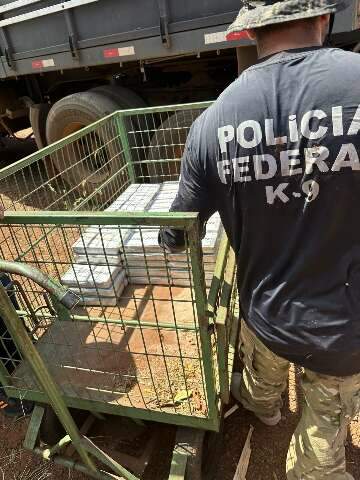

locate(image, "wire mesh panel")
(0, 102), (237, 430)
(123, 105), (208, 183)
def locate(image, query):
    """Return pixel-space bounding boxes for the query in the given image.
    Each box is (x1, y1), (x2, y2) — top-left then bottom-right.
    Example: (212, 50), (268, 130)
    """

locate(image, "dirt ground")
(0, 135), (359, 479)
(1, 366), (360, 479)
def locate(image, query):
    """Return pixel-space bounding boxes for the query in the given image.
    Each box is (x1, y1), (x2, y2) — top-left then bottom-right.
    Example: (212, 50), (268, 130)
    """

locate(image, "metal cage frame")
(0, 102), (239, 479)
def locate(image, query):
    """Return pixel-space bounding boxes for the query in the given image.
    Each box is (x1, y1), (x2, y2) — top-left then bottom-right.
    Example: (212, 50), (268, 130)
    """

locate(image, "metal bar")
(23, 405), (45, 450)
(216, 247), (236, 327)
(81, 436), (139, 480)
(15, 309), (199, 332)
(64, 9), (79, 59)
(207, 233), (229, 317)
(67, 414), (97, 457)
(50, 295), (72, 322)
(43, 435), (72, 459)
(33, 449), (122, 480)
(0, 0), (42, 14)
(0, 260), (79, 310)
(6, 386), (217, 430)
(12, 280), (39, 328)
(120, 102), (212, 117)
(0, 0), (99, 27)
(187, 222), (219, 428)
(0, 27), (14, 69)
(116, 115), (136, 183)
(157, 0), (171, 48)
(0, 283), (97, 472)
(227, 309), (240, 396)
(215, 247), (236, 404)
(0, 355), (11, 388)
(2, 211), (199, 228)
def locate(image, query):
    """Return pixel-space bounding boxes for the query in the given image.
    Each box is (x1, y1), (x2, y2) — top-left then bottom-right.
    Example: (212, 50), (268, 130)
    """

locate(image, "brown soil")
(0, 414), (86, 480)
(1, 366), (360, 479)
(218, 365), (360, 480)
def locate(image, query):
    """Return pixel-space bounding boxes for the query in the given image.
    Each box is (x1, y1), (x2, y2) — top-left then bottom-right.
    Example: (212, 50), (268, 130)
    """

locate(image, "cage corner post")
(115, 112), (136, 184)
(186, 220), (220, 432)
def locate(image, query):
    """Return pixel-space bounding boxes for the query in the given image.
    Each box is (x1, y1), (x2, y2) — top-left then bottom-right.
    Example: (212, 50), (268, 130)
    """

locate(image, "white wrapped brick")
(61, 264), (123, 290)
(70, 270), (127, 297)
(72, 184), (160, 256)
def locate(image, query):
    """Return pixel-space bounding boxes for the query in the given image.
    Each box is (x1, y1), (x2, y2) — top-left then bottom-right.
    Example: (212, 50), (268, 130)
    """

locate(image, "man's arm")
(159, 119), (216, 252)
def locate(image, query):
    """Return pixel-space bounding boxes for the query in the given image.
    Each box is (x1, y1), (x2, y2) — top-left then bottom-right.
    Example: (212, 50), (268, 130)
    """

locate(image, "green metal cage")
(0, 102), (239, 479)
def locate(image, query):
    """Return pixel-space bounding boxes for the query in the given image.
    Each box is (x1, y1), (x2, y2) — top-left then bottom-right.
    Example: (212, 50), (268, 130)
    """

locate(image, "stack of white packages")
(61, 264), (127, 307)
(123, 182), (223, 287)
(62, 184), (159, 306)
(61, 181), (223, 305)
(73, 184), (159, 263)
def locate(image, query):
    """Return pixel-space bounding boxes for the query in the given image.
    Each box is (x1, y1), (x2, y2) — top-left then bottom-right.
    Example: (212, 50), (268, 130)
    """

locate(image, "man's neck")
(257, 39), (322, 59)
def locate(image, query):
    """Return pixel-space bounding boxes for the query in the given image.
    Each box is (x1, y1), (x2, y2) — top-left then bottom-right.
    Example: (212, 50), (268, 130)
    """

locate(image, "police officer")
(160, 0), (360, 478)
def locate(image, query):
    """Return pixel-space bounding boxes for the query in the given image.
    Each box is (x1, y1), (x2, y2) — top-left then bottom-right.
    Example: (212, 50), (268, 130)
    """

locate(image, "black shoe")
(0, 387), (34, 418)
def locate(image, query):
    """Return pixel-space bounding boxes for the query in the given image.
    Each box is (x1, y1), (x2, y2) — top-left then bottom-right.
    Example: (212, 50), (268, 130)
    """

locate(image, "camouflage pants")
(237, 320), (360, 480)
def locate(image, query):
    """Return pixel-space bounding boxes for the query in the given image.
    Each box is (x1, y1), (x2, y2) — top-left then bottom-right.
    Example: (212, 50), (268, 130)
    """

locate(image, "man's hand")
(158, 228), (186, 253)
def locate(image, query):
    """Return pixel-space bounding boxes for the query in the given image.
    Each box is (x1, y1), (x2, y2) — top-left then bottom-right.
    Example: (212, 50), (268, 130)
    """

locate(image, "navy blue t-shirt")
(163, 46), (360, 377)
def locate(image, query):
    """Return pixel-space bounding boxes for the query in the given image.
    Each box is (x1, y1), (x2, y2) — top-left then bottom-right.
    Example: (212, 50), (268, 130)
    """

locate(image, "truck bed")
(0, 0), (357, 79)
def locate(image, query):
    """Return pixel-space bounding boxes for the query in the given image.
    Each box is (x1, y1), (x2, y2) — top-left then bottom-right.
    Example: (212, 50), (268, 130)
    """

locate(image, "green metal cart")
(0, 102), (239, 479)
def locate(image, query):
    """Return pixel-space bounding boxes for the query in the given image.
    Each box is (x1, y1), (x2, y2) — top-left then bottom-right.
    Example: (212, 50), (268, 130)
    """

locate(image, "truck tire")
(29, 103), (51, 150)
(46, 91), (121, 195)
(146, 110), (200, 182)
(91, 85), (147, 109)
(91, 85), (151, 182)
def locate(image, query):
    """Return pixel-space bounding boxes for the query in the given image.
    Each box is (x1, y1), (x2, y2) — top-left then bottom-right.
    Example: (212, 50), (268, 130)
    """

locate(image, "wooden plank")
(169, 450), (188, 480)
(169, 427), (201, 480)
(23, 405), (45, 450)
(233, 426), (254, 480)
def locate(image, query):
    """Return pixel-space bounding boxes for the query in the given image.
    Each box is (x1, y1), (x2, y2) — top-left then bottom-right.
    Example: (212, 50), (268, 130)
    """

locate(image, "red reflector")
(104, 48), (119, 58)
(226, 31), (250, 41)
(32, 60), (43, 69)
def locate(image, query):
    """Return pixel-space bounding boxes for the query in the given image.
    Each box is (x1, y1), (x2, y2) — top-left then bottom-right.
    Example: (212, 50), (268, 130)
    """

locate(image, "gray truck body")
(0, 0), (358, 79)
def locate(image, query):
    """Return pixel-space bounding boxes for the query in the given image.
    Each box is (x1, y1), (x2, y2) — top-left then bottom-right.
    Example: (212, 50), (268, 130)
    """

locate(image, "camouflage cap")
(227, 0), (349, 35)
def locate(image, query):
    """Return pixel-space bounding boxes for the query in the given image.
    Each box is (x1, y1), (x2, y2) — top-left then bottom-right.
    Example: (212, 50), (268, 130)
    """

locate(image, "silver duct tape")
(69, 271), (127, 297)
(78, 278), (128, 307)
(61, 263), (123, 290)
(75, 254), (121, 266)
